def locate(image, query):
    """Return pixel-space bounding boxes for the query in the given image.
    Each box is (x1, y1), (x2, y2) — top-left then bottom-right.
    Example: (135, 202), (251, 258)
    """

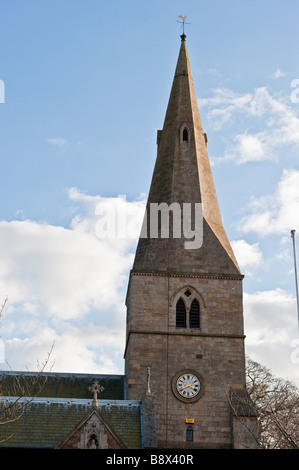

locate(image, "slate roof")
(0, 371), (126, 400)
(0, 371), (142, 448)
(0, 398), (142, 448)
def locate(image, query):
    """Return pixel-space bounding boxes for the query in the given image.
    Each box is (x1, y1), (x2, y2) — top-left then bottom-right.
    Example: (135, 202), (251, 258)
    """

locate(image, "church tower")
(124, 34), (258, 449)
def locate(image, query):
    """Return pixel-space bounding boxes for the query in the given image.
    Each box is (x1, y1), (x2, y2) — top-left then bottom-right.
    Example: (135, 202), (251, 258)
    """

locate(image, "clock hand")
(179, 384), (195, 390)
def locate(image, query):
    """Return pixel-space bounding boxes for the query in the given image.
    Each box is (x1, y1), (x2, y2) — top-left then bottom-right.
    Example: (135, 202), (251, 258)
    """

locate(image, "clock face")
(176, 373), (201, 399)
(172, 370), (203, 403)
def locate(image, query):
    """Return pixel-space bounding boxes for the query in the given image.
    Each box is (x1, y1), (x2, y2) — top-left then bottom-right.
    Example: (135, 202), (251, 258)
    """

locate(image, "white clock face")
(176, 373), (201, 399)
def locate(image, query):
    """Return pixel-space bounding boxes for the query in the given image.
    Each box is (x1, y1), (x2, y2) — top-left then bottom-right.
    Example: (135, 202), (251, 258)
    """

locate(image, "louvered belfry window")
(189, 299), (200, 329)
(176, 298), (186, 328)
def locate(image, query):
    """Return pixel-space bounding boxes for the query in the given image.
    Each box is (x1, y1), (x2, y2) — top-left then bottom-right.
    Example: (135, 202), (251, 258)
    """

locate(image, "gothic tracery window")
(175, 290), (201, 330)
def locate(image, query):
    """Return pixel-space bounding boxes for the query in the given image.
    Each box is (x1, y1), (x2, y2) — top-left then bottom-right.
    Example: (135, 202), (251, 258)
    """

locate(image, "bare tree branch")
(231, 356), (299, 449)
(0, 298), (55, 442)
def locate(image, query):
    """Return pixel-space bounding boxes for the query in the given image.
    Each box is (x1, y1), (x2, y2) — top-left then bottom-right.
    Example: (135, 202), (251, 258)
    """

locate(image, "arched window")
(183, 128), (189, 142)
(189, 299), (200, 329)
(186, 425), (193, 442)
(176, 298), (186, 328)
(87, 433), (99, 449)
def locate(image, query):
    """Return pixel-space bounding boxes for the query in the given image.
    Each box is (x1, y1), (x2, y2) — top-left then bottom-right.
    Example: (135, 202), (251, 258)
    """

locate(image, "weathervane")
(177, 15), (190, 36)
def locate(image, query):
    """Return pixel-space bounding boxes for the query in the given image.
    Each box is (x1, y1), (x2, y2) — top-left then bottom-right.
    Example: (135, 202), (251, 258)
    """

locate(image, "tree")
(245, 356), (299, 449)
(0, 296), (54, 442)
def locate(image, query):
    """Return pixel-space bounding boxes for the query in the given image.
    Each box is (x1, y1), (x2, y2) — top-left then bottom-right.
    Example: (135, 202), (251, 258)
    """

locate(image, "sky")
(0, 0), (299, 386)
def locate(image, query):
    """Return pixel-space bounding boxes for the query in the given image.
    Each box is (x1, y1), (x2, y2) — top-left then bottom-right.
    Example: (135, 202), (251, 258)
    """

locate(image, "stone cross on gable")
(88, 380), (104, 408)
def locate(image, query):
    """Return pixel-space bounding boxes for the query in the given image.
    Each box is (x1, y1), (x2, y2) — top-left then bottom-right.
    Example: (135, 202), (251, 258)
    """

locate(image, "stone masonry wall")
(125, 272), (246, 448)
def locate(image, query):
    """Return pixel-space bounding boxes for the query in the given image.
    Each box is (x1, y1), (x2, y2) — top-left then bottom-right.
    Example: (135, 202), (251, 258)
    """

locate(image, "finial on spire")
(177, 15), (190, 40)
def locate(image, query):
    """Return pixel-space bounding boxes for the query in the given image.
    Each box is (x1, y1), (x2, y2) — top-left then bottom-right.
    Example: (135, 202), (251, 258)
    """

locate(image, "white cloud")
(244, 288), (299, 385)
(199, 88), (252, 130)
(0, 219), (128, 320)
(68, 187), (146, 242)
(200, 86), (299, 164)
(4, 321), (124, 374)
(231, 239), (263, 271)
(0, 190), (146, 373)
(46, 137), (69, 151)
(239, 168), (299, 236)
(232, 132), (272, 164)
(272, 69), (286, 79)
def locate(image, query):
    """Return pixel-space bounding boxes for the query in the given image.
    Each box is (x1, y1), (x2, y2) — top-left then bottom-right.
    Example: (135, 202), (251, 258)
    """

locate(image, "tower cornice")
(130, 270), (244, 281)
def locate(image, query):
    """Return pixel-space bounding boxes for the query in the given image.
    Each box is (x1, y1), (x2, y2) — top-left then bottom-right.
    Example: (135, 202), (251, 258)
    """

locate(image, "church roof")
(0, 371), (142, 448)
(0, 370), (126, 400)
(133, 35), (241, 278)
(0, 397), (142, 448)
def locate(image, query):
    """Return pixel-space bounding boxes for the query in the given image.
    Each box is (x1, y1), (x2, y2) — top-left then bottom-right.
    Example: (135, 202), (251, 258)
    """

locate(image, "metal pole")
(291, 230), (299, 329)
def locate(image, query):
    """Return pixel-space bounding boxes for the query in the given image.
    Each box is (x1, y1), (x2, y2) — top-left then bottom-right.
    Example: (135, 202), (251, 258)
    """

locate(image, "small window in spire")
(183, 128), (189, 142)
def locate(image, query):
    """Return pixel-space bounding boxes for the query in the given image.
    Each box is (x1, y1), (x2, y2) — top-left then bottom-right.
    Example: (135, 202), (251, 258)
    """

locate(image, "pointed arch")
(182, 127), (189, 142)
(179, 121), (191, 145)
(170, 285), (206, 309)
(87, 433), (99, 449)
(171, 286), (204, 330)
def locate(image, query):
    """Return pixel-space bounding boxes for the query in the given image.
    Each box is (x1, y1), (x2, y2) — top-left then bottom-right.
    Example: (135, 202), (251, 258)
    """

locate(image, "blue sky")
(1, 0), (299, 384)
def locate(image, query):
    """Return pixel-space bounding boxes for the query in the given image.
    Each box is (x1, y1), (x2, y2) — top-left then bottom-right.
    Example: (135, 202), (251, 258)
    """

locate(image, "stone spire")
(133, 36), (240, 277)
